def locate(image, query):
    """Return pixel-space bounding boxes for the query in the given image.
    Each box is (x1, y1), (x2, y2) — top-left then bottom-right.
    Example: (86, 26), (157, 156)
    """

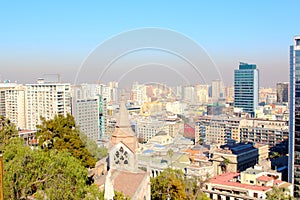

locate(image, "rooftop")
(209, 172), (272, 192)
(256, 175), (274, 182)
(113, 170), (147, 198)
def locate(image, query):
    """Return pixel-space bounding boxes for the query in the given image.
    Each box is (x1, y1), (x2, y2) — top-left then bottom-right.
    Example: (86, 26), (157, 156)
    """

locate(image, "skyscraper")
(277, 82), (289, 103)
(211, 79), (224, 102)
(234, 62), (259, 116)
(289, 36), (300, 197)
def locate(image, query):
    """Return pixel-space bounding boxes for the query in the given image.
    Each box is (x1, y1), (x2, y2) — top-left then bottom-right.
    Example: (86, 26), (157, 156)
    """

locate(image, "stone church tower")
(109, 101), (139, 171)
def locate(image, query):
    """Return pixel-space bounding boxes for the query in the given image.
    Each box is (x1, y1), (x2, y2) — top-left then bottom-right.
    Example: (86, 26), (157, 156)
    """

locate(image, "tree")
(0, 115), (18, 149)
(114, 191), (130, 200)
(194, 173), (211, 200)
(167, 149), (174, 167)
(36, 114), (96, 168)
(79, 132), (108, 160)
(266, 186), (294, 200)
(3, 137), (100, 200)
(220, 158), (231, 173)
(151, 168), (188, 200)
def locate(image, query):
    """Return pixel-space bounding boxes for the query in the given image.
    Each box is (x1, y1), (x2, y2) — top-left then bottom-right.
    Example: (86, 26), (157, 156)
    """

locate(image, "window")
(114, 146), (129, 166)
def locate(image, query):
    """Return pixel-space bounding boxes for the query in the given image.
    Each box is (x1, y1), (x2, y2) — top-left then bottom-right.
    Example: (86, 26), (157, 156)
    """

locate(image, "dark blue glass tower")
(234, 62), (259, 117)
(289, 36), (300, 197)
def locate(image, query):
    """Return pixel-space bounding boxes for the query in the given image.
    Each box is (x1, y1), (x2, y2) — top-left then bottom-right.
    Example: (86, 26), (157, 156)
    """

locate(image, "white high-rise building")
(195, 84), (209, 104)
(183, 85), (196, 103)
(211, 79), (224, 102)
(0, 83), (26, 129)
(25, 80), (71, 130)
(131, 82), (148, 105)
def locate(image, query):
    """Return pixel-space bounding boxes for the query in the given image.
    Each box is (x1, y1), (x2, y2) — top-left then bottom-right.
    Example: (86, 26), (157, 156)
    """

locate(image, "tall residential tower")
(234, 62), (259, 116)
(25, 79), (71, 130)
(289, 36), (300, 197)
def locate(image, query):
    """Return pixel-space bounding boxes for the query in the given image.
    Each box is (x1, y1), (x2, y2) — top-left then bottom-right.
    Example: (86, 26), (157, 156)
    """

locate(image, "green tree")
(36, 114), (96, 168)
(79, 132), (108, 160)
(151, 168), (188, 200)
(0, 115), (18, 149)
(195, 192), (210, 200)
(266, 186), (294, 200)
(194, 173), (211, 200)
(220, 158), (231, 173)
(114, 190), (131, 200)
(84, 184), (105, 200)
(3, 137), (98, 200)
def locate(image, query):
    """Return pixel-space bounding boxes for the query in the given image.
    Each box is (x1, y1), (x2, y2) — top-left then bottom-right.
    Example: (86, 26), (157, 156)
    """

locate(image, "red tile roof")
(256, 175), (273, 182)
(183, 149), (201, 155)
(209, 172), (272, 192)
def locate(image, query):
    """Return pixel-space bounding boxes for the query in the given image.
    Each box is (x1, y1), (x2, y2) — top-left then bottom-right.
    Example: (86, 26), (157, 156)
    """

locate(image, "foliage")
(270, 152), (280, 159)
(266, 186), (294, 200)
(79, 132), (108, 160)
(3, 138), (100, 200)
(83, 184), (105, 200)
(151, 168), (212, 200)
(0, 115), (18, 150)
(195, 192), (210, 200)
(151, 168), (188, 200)
(114, 190), (131, 200)
(36, 114), (96, 168)
(167, 149), (174, 167)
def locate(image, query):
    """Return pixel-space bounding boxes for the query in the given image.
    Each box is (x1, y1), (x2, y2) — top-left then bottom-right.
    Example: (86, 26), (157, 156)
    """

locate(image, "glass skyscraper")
(289, 36), (300, 197)
(234, 62), (259, 116)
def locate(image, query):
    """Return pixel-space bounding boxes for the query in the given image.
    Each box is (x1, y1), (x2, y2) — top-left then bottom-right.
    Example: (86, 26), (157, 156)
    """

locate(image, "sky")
(1, 1), (300, 87)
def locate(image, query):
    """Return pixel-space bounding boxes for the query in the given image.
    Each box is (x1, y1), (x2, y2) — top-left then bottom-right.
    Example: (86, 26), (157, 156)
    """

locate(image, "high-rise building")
(183, 85), (196, 103)
(25, 79), (71, 130)
(0, 83), (26, 129)
(234, 62), (259, 116)
(277, 82), (289, 103)
(195, 84), (209, 104)
(289, 36), (300, 196)
(98, 95), (108, 141)
(75, 98), (100, 141)
(211, 79), (224, 102)
(224, 86), (234, 103)
(131, 82), (148, 105)
(71, 85), (108, 141)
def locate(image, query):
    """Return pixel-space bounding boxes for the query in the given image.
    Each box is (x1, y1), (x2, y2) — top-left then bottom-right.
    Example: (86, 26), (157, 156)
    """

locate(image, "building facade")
(25, 80), (71, 130)
(276, 82), (288, 104)
(289, 35), (300, 197)
(239, 119), (288, 147)
(205, 165), (292, 200)
(234, 62), (259, 116)
(211, 79), (224, 102)
(0, 83), (26, 129)
(196, 116), (241, 145)
(74, 98), (100, 141)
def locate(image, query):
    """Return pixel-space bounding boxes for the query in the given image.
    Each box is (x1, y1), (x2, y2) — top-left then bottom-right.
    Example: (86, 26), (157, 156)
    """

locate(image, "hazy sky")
(1, 1), (300, 87)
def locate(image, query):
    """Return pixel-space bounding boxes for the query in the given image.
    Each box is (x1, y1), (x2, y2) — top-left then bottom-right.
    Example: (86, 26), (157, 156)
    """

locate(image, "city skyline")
(1, 1), (300, 87)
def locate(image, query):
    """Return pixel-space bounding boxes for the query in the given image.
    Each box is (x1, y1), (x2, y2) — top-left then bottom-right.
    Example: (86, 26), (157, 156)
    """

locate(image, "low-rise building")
(211, 143), (268, 176)
(196, 116), (241, 145)
(239, 118), (288, 147)
(204, 165), (293, 199)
